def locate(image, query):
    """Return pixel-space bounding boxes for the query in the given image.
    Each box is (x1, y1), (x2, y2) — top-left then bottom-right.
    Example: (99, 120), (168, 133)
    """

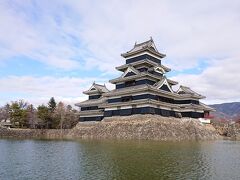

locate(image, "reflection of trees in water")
(1, 140), (239, 179)
(76, 140), (211, 180)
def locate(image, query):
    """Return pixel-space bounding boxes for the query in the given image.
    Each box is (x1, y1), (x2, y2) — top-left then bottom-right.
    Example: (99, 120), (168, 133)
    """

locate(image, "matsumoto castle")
(75, 38), (213, 121)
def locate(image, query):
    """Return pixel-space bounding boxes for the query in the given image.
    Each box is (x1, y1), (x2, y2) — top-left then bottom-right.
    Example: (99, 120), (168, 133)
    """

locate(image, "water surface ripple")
(0, 139), (240, 180)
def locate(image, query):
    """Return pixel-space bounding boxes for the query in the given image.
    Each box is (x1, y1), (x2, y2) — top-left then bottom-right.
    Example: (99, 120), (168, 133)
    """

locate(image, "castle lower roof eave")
(83, 83), (109, 95)
(79, 110), (104, 117)
(179, 103), (214, 112)
(103, 84), (150, 97)
(177, 85), (205, 99)
(83, 90), (101, 95)
(199, 102), (215, 111)
(103, 84), (203, 101)
(149, 86), (204, 99)
(99, 99), (180, 109)
(75, 97), (107, 107)
(100, 99), (209, 112)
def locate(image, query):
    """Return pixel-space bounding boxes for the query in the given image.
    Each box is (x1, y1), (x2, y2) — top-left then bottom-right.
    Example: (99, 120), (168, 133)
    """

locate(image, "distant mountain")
(210, 102), (240, 121)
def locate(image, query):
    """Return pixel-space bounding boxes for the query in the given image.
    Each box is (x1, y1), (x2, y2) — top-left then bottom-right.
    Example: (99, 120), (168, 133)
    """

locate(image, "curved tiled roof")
(75, 97), (107, 107)
(121, 38), (166, 58)
(83, 82), (109, 95)
(177, 85), (205, 99)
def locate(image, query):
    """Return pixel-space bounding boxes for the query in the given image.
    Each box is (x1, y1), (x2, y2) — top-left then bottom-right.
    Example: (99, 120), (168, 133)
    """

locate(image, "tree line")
(0, 97), (79, 129)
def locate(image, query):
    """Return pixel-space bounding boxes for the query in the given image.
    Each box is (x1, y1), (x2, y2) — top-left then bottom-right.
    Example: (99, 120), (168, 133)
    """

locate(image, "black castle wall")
(126, 54), (161, 64)
(116, 79), (156, 89)
(104, 107), (204, 118)
(108, 93), (199, 105)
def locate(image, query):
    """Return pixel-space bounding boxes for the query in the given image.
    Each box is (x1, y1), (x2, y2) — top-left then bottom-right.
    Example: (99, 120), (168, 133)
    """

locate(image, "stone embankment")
(0, 115), (219, 141)
(0, 127), (70, 139)
(213, 123), (240, 140)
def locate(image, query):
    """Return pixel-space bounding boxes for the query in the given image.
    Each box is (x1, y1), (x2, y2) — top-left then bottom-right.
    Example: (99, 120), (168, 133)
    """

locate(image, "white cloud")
(1, 0), (239, 72)
(0, 1), (82, 70)
(67, 0), (240, 71)
(0, 0), (240, 72)
(172, 57), (240, 104)
(0, 76), (112, 107)
(0, 0), (240, 104)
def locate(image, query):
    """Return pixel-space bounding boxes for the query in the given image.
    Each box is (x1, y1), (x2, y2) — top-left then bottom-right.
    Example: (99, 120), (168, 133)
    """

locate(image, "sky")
(0, 0), (240, 107)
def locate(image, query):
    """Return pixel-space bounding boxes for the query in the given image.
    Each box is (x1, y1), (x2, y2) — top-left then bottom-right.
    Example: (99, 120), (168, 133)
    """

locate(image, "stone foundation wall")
(0, 128), (70, 139)
(0, 115), (220, 141)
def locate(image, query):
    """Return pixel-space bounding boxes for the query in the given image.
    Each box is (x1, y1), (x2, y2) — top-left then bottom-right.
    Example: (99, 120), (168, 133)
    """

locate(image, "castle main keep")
(75, 38), (213, 121)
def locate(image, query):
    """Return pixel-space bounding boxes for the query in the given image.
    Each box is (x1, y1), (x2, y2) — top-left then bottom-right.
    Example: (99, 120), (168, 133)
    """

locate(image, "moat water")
(0, 139), (239, 180)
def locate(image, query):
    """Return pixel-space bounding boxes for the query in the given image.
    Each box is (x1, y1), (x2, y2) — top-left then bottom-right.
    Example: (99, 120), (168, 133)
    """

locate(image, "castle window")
(125, 80), (136, 87)
(132, 105), (137, 108)
(121, 96), (133, 102)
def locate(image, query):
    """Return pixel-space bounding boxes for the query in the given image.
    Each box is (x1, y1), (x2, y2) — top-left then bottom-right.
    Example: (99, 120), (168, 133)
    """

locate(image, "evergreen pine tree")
(48, 97), (56, 112)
